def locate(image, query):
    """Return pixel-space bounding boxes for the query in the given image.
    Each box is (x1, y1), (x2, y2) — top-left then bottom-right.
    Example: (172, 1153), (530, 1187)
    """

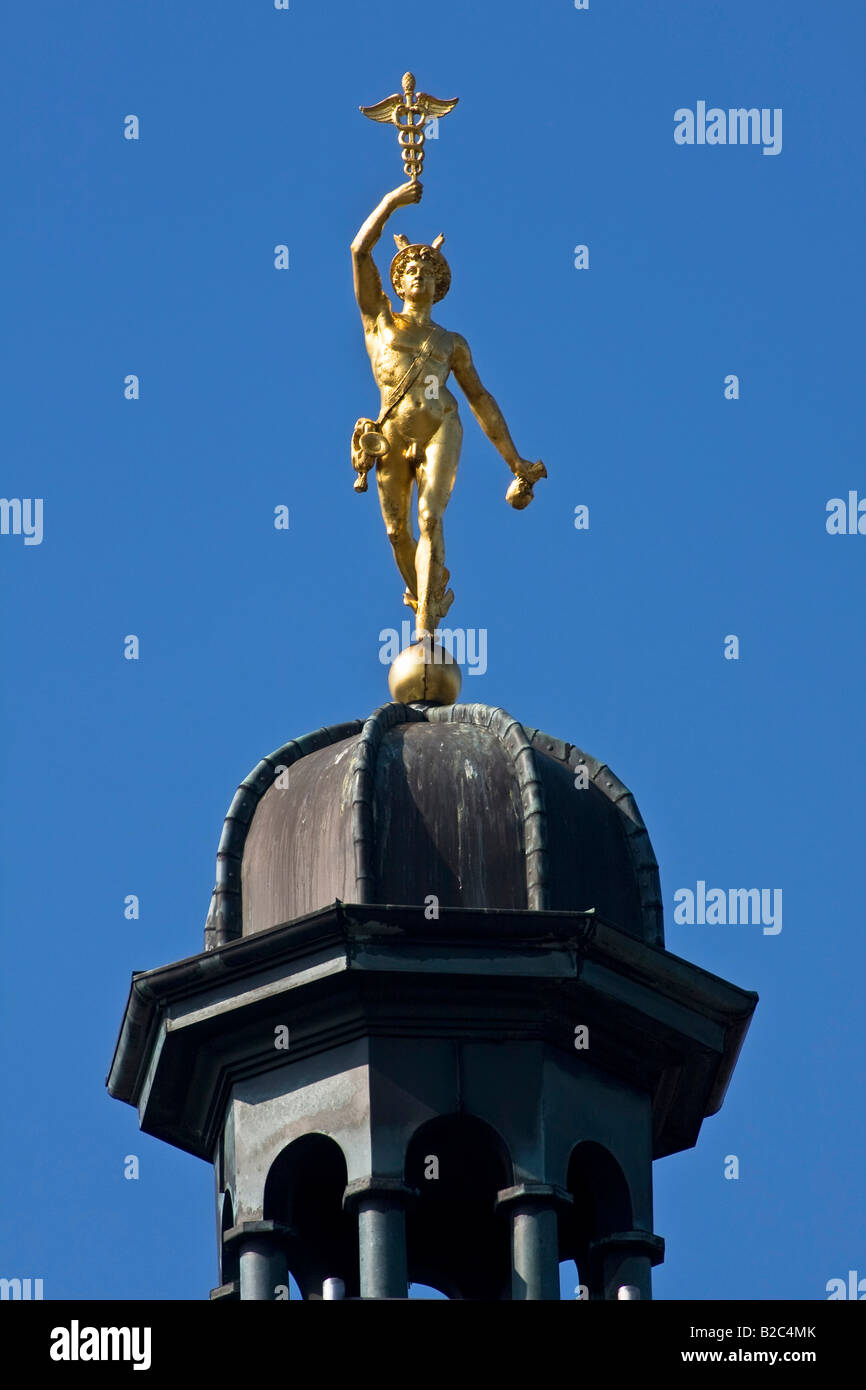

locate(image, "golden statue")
(353, 74), (546, 696)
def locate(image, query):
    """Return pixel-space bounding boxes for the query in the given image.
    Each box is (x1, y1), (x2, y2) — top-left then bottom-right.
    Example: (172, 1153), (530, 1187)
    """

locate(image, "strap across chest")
(376, 326), (440, 426)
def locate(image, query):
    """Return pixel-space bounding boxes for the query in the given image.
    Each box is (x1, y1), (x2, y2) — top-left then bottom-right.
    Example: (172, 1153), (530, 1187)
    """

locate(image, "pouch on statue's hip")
(351, 418), (390, 482)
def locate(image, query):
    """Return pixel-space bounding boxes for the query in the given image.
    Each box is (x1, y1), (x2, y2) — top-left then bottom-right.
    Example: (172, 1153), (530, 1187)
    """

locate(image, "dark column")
(496, 1184), (572, 1301)
(222, 1220), (292, 1301)
(587, 1229), (665, 1301)
(344, 1178), (416, 1300)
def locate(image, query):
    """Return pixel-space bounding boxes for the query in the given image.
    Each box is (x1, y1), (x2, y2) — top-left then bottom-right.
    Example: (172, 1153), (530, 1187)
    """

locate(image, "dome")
(204, 702), (663, 950)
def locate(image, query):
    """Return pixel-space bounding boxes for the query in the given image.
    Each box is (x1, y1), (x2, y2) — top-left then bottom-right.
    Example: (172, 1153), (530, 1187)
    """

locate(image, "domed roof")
(204, 702), (663, 950)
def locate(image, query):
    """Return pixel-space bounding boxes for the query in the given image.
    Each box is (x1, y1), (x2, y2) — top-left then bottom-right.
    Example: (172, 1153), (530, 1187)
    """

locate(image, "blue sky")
(1, 0), (863, 1300)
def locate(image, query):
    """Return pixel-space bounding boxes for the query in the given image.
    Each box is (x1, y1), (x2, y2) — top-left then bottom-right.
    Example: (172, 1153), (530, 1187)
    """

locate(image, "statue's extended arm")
(351, 181), (422, 319)
(452, 336), (547, 484)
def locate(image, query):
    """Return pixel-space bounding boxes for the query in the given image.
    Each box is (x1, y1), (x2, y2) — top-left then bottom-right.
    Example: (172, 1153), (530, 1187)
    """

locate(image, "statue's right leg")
(375, 432), (417, 600)
(415, 411), (461, 634)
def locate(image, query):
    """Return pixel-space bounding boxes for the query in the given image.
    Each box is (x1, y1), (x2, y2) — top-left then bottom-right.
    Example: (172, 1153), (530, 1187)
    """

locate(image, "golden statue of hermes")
(352, 76), (546, 641)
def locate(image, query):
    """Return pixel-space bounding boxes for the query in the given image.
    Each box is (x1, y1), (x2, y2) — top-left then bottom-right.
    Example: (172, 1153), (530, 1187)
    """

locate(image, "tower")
(107, 700), (756, 1299)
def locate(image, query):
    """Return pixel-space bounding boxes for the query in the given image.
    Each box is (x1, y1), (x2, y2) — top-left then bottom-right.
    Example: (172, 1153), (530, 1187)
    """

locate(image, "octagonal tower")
(108, 700), (756, 1300)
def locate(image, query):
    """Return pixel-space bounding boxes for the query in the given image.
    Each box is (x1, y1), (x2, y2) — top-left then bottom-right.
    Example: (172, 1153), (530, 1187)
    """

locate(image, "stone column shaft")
(239, 1237), (286, 1300)
(344, 1179), (415, 1301)
(224, 1221), (291, 1302)
(357, 1199), (408, 1300)
(589, 1230), (665, 1302)
(497, 1184), (571, 1302)
(511, 1202), (560, 1300)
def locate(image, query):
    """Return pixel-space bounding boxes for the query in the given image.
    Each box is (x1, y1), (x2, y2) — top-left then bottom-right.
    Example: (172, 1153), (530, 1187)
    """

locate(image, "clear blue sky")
(1, 0), (863, 1301)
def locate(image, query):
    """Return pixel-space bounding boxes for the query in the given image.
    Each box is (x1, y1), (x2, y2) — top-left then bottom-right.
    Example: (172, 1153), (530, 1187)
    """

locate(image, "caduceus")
(360, 71), (458, 181)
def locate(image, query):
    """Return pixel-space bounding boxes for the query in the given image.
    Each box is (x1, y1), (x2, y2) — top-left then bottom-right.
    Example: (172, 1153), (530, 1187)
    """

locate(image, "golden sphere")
(388, 639), (462, 704)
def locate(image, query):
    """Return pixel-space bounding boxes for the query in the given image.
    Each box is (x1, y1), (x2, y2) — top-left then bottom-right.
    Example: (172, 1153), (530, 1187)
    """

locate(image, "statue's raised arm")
(351, 182), (421, 323)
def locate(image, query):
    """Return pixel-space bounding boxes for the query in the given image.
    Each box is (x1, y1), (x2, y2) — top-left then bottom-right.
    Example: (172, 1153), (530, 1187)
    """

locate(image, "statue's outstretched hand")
(513, 459), (547, 484)
(505, 460), (547, 510)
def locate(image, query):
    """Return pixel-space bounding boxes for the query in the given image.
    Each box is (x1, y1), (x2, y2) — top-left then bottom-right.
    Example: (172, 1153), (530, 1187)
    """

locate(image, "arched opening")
(564, 1141), (633, 1299)
(405, 1114), (513, 1300)
(263, 1134), (354, 1300)
(219, 1189), (237, 1286)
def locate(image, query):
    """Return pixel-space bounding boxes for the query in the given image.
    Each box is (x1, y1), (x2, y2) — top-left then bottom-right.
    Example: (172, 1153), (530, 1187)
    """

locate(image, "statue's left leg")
(415, 411), (462, 634)
(376, 421), (417, 599)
